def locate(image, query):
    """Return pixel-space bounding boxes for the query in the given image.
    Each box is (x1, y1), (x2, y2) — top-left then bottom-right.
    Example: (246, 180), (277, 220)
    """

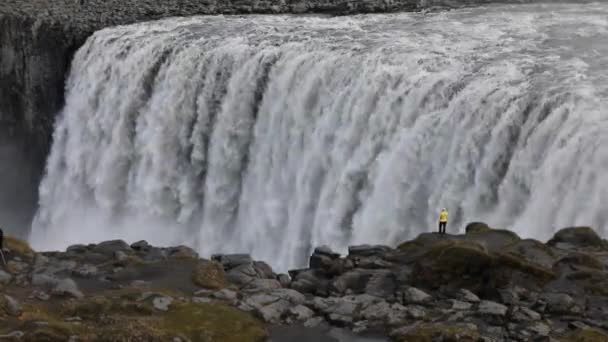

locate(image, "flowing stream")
(31, 3), (608, 271)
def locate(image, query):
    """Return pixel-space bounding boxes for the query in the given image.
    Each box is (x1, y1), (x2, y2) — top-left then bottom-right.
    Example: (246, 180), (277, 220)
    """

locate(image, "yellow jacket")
(439, 210), (448, 223)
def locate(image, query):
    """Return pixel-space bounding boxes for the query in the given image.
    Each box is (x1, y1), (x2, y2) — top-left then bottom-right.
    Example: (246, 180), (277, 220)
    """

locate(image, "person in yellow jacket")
(438, 208), (448, 235)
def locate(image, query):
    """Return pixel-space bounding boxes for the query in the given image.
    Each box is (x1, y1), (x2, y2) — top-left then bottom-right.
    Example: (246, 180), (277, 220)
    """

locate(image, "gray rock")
(31, 290), (51, 301)
(130, 280), (150, 287)
(192, 297), (212, 304)
(478, 300), (508, 316)
(226, 263), (257, 285)
(303, 316), (326, 328)
(360, 301), (393, 320)
(32, 273), (60, 287)
(2, 295), (22, 316)
(309, 253), (335, 269)
(34, 253), (50, 268)
(402, 286), (432, 304)
(290, 270), (328, 295)
(512, 306), (541, 321)
(212, 254), (253, 270)
(313, 245), (340, 259)
(213, 289), (237, 301)
(450, 299), (472, 310)
(403, 305), (426, 319)
(247, 278), (282, 291)
(269, 288), (306, 305)
(253, 261), (275, 279)
(364, 270), (396, 298)
(73, 264), (98, 277)
(0, 269), (12, 284)
(130, 240), (151, 251)
(541, 293), (582, 315)
(548, 227), (605, 248)
(457, 288), (480, 303)
(0, 331), (24, 339)
(51, 278), (84, 299)
(92, 240), (131, 256)
(114, 250), (129, 262)
(257, 299), (291, 323)
(66, 244), (88, 254)
(527, 322), (550, 337)
(348, 245), (392, 257)
(289, 304), (315, 321)
(167, 246), (199, 259)
(153, 296), (173, 311)
(277, 273), (291, 287)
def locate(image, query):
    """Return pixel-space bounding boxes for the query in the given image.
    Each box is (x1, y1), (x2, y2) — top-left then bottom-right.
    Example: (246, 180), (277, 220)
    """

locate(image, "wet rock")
(548, 227), (606, 249)
(478, 300), (508, 316)
(348, 245), (392, 257)
(51, 278), (84, 299)
(152, 296), (173, 311)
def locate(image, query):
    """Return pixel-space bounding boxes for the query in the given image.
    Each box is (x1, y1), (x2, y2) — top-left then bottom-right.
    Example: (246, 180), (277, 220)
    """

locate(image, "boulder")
(66, 244), (88, 254)
(548, 227), (605, 249)
(456, 288), (480, 303)
(465, 222), (491, 234)
(348, 245), (392, 257)
(277, 273), (291, 287)
(0, 269), (12, 284)
(212, 254), (253, 270)
(290, 269), (329, 295)
(152, 296), (173, 311)
(51, 278), (84, 299)
(192, 260), (227, 290)
(288, 304), (315, 321)
(449, 299), (472, 310)
(402, 286), (432, 304)
(1, 295), (22, 316)
(511, 306), (541, 321)
(130, 240), (151, 252)
(246, 278), (282, 291)
(540, 293), (583, 315)
(73, 264), (98, 278)
(331, 269), (394, 297)
(257, 299), (292, 323)
(212, 289), (238, 301)
(477, 300), (508, 316)
(313, 246), (340, 259)
(226, 263), (258, 285)
(464, 229), (521, 253)
(167, 246), (199, 259)
(502, 239), (556, 269)
(253, 261), (276, 279)
(91, 240), (131, 256)
(391, 322), (479, 342)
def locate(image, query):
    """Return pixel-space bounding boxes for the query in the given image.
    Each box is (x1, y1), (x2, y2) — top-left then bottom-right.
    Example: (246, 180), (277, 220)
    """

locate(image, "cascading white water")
(31, 4), (608, 271)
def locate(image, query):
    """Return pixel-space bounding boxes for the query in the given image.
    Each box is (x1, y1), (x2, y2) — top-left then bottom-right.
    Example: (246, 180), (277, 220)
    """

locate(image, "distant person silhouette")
(438, 208), (448, 235)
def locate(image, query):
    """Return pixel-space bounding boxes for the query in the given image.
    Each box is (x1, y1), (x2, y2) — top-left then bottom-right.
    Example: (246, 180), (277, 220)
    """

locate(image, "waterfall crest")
(32, 5), (608, 270)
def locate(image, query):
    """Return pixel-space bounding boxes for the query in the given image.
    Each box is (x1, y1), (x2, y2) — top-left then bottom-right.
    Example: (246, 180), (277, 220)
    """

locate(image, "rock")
(7, 260), (28, 273)
(364, 270), (396, 298)
(34, 253), (50, 268)
(526, 322), (550, 337)
(0, 269), (12, 284)
(548, 227), (605, 249)
(192, 297), (212, 304)
(226, 263), (257, 285)
(212, 289), (237, 301)
(257, 299), (291, 323)
(92, 240), (131, 256)
(360, 301), (393, 320)
(31, 272), (60, 287)
(456, 288), (480, 303)
(348, 245), (392, 257)
(114, 250), (129, 262)
(512, 306), (541, 321)
(402, 286), (432, 304)
(309, 253), (335, 270)
(0, 331), (24, 339)
(478, 300), (508, 316)
(541, 293), (582, 315)
(268, 288), (306, 305)
(303, 316), (326, 328)
(403, 305), (427, 319)
(66, 244), (88, 254)
(192, 260), (227, 289)
(51, 278), (84, 299)
(212, 254), (253, 270)
(2, 295), (22, 316)
(277, 273), (291, 287)
(130, 240), (150, 251)
(331, 269), (394, 297)
(253, 261), (275, 279)
(167, 246), (199, 259)
(73, 264), (98, 277)
(288, 304), (315, 321)
(449, 299), (472, 310)
(290, 269), (328, 295)
(246, 278), (282, 291)
(32, 290), (51, 301)
(313, 246), (340, 259)
(465, 222), (491, 234)
(152, 296), (173, 311)
(391, 322), (479, 341)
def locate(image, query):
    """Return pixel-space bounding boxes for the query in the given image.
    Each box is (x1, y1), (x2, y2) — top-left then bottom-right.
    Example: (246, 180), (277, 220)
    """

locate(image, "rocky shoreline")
(1, 223), (607, 341)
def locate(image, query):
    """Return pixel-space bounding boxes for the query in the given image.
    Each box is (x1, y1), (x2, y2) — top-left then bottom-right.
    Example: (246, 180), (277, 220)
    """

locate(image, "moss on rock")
(391, 322), (480, 342)
(192, 260), (228, 290)
(561, 328), (608, 342)
(465, 222), (491, 234)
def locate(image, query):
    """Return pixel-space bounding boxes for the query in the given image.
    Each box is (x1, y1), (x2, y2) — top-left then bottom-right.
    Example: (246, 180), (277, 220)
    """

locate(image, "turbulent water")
(31, 3), (608, 270)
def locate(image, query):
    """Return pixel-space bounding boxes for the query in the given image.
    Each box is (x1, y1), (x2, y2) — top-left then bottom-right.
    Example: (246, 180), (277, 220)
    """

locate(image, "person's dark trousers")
(0, 228), (3, 250)
(438, 222), (447, 235)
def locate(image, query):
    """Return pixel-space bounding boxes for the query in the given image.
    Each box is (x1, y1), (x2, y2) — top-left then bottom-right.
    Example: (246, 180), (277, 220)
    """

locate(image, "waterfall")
(31, 4), (608, 271)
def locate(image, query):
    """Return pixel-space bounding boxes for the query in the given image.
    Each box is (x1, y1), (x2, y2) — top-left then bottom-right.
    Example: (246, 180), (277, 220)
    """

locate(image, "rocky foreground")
(1, 223), (608, 341)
